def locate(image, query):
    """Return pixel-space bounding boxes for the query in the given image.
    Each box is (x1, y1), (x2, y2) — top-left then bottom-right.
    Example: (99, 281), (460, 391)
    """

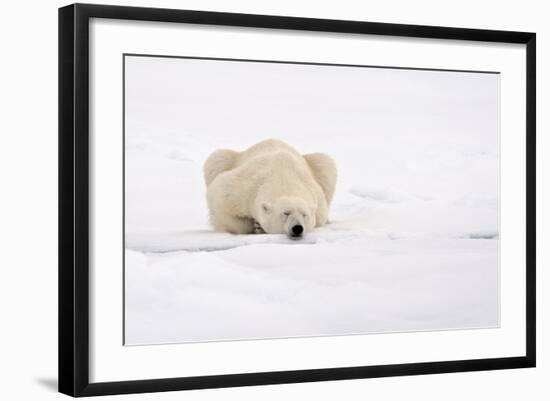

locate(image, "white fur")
(203, 139), (337, 235)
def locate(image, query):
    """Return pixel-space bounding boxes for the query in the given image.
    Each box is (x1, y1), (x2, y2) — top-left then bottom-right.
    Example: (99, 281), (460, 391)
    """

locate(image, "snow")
(124, 56), (500, 345)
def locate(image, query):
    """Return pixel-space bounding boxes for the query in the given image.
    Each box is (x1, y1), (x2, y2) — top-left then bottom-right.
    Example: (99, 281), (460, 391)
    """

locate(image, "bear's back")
(232, 139), (310, 180)
(235, 138), (300, 166)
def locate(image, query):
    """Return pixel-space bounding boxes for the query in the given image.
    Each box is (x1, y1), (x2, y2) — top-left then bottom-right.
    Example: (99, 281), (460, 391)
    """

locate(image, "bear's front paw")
(253, 220), (265, 234)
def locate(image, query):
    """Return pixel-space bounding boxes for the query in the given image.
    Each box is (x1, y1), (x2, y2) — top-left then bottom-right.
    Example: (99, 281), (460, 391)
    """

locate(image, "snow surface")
(124, 56), (500, 345)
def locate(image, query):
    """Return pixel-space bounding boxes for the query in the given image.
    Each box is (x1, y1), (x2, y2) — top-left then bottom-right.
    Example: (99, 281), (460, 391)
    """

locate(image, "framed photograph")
(59, 3), (536, 397)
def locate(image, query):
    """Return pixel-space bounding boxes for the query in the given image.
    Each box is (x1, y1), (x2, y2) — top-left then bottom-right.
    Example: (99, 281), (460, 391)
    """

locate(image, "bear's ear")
(261, 202), (272, 214)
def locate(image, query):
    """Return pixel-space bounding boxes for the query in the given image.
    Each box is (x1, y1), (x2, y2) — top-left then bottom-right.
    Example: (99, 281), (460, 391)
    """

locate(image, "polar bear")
(203, 139), (336, 238)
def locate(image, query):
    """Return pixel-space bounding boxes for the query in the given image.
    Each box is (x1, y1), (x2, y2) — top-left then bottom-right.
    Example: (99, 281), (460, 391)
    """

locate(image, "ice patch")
(126, 227), (378, 253)
(460, 231), (499, 240)
(126, 224), (498, 254)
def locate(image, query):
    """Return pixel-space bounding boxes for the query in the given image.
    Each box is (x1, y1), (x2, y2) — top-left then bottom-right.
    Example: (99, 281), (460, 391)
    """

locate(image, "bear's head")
(258, 196), (316, 238)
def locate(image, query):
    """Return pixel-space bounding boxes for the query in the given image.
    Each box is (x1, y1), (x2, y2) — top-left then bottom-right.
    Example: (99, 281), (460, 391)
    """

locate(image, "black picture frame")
(59, 3), (536, 397)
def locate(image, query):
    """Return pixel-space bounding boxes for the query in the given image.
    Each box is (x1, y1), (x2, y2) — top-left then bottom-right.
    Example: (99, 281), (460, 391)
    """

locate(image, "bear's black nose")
(291, 225), (303, 236)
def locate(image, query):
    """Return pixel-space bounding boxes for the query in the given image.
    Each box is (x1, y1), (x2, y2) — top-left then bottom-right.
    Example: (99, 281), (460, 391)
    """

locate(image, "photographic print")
(59, 4), (536, 395)
(123, 54), (500, 345)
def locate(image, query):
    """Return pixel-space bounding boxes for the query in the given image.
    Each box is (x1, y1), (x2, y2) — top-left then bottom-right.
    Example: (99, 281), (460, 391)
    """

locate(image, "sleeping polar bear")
(203, 139), (337, 238)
